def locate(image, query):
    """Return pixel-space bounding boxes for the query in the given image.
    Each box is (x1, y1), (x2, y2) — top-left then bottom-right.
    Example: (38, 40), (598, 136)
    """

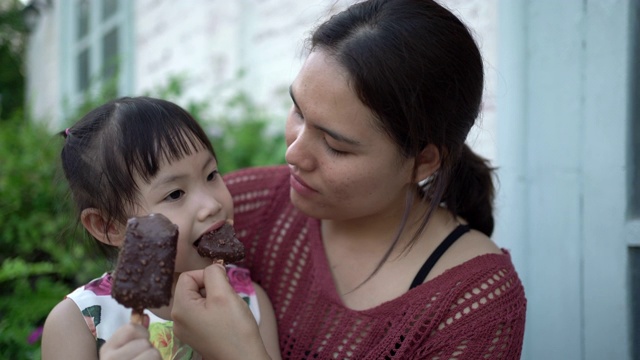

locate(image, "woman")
(104, 0), (527, 358)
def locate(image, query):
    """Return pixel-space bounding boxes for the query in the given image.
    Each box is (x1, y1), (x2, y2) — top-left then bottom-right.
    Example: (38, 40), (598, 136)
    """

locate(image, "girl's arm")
(255, 283), (282, 360)
(41, 298), (98, 360)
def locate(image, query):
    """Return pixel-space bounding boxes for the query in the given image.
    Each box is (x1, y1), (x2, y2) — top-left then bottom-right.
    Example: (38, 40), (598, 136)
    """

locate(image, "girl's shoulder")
(69, 273), (113, 296)
(42, 297), (102, 359)
(64, 273), (141, 345)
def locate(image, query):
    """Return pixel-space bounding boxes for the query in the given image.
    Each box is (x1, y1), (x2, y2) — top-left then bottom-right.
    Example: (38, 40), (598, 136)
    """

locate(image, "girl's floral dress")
(66, 265), (259, 359)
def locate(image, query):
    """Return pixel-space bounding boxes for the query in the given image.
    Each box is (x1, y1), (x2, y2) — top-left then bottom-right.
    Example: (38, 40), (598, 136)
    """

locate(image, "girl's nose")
(197, 195), (222, 222)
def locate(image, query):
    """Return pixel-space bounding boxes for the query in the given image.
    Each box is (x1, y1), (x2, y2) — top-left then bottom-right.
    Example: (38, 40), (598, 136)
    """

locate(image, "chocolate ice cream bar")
(111, 213), (178, 322)
(196, 222), (245, 264)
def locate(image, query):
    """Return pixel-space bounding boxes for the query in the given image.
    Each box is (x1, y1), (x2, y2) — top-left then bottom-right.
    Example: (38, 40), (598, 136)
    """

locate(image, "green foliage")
(0, 74), (286, 358)
(0, 115), (108, 359)
(208, 92), (287, 174)
(147, 75), (288, 174)
(0, 0), (27, 120)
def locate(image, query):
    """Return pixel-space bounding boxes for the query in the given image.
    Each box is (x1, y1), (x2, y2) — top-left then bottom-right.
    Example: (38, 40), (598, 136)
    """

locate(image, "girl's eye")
(207, 170), (219, 182)
(165, 190), (184, 202)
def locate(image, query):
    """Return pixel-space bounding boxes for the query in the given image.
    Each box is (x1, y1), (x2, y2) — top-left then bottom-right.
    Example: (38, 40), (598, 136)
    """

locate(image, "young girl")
(41, 96), (281, 360)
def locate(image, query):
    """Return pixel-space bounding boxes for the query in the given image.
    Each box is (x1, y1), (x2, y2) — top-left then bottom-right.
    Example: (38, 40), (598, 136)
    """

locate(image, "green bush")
(208, 92), (287, 175)
(0, 116), (109, 359)
(147, 75), (287, 175)
(0, 83), (286, 358)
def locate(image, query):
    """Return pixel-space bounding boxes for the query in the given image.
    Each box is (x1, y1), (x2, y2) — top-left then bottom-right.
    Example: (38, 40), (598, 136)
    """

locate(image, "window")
(102, 27), (119, 79)
(633, 247), (640, 360)
(629, 2), (639, 359)
(630, 2), (640, 220)
(61, 0), (132, 111)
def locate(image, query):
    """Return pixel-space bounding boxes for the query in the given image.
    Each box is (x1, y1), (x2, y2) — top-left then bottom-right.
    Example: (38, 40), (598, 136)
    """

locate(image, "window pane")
(630, 1), (640, 219)
(102, 28), (119, 79)
(77, 48), (90, 92)
(76, 0), (90, 40)
(632, 247), (640, 360)
(102, 0), (118, 21)
(629, 7), (640, 360)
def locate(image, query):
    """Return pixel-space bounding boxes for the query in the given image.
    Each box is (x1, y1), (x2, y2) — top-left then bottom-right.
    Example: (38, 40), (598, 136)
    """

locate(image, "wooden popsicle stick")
(130, 310), (143, 325)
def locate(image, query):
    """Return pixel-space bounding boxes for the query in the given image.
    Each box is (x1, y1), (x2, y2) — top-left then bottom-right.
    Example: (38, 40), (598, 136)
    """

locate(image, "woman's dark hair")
(60, 96), (215, 259)
(310, 0), (495, 273)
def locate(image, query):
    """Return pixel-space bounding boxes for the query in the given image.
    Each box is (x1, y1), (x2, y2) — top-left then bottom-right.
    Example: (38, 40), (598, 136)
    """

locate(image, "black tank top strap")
(409, 224), (471, 290)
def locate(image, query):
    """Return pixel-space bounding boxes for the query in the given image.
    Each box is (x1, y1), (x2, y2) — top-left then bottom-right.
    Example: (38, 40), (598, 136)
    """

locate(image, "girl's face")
(133, 144), (233, 273)
(285, 50), (416, 224)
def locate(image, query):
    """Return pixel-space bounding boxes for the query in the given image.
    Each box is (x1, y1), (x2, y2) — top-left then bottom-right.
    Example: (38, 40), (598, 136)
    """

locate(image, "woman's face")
(285, 50), (416, 223)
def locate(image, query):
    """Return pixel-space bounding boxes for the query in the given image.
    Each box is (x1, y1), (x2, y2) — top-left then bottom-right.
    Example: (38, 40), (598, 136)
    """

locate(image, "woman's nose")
(285, 118), (314, 171)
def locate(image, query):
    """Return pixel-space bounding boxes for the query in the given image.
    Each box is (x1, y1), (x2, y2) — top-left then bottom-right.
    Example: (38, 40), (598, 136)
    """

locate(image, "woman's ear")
(80, 208), (126, 247)
(414, 144), (441, 183)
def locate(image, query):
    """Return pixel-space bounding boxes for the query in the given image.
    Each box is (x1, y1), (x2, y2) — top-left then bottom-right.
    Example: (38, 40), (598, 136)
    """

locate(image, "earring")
(418, 171), (437, 188)
(418, 177), (431, 187)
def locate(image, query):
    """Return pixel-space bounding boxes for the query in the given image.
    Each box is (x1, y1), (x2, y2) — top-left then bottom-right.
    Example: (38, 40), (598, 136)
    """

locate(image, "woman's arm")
(172, 263), (273, 360)
(413, 257), (526, 359)
(41, 298), (98, 360)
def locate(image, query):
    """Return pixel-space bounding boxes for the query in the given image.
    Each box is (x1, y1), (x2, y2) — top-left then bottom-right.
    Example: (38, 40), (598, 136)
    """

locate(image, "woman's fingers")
(174, 262), (232, 302)
(171, 263), (268, 359)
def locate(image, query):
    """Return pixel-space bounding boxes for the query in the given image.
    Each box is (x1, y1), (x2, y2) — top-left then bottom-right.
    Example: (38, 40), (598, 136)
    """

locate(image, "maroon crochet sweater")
(225, 165), (526, 359)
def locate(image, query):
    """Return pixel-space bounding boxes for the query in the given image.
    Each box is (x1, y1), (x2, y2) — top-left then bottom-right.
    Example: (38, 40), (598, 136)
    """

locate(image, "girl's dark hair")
(60, 96), (215, 259)
(311, 0), (495, 269)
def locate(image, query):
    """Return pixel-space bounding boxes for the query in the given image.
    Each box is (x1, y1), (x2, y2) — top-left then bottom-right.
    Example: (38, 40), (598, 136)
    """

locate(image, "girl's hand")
(99, 316), (161, 360)
(172, 263), (271, 360)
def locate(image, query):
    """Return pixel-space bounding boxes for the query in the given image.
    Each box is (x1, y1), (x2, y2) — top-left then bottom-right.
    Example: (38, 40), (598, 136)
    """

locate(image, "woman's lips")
(290, 174), (317, 197)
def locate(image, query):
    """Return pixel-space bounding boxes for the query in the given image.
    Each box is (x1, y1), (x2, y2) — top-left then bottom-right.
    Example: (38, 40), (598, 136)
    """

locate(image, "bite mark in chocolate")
(196, 222), (245, 264)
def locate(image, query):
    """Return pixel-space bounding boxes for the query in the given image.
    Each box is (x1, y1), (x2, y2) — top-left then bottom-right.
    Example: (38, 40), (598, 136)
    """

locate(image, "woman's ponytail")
(444, 144), (496, 236)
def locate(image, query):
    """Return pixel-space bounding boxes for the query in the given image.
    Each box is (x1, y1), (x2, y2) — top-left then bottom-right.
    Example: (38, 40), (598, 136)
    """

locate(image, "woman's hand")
(99, 316), (161, 360)
(172, 263), (272, 360)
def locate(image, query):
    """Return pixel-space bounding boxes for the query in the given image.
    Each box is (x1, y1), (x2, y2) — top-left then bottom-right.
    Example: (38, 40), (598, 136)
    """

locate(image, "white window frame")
(59, 0), (133, 115)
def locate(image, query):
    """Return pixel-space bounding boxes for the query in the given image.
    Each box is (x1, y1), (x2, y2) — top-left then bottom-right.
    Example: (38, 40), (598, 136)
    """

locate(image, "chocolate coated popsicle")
(111, 213), (178, 323)
(196, 222), (245, 264)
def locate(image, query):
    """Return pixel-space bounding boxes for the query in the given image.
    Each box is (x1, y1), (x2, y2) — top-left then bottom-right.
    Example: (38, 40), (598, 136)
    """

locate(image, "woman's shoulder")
(224, 165), (292, 223)
(401, 247), (526, 359)
(426, 233), (525, 300)
(424, 227), (503, 282)
(407, 239), (526, 320)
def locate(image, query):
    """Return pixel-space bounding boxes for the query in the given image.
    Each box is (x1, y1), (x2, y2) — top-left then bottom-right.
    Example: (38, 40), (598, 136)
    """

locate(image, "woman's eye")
(327, 146), (348, 156)
(325, 141), (348, 156)
(165, 190), (184, 201)
(207, 170), (219, 182)
(292, 106), (304, 120)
